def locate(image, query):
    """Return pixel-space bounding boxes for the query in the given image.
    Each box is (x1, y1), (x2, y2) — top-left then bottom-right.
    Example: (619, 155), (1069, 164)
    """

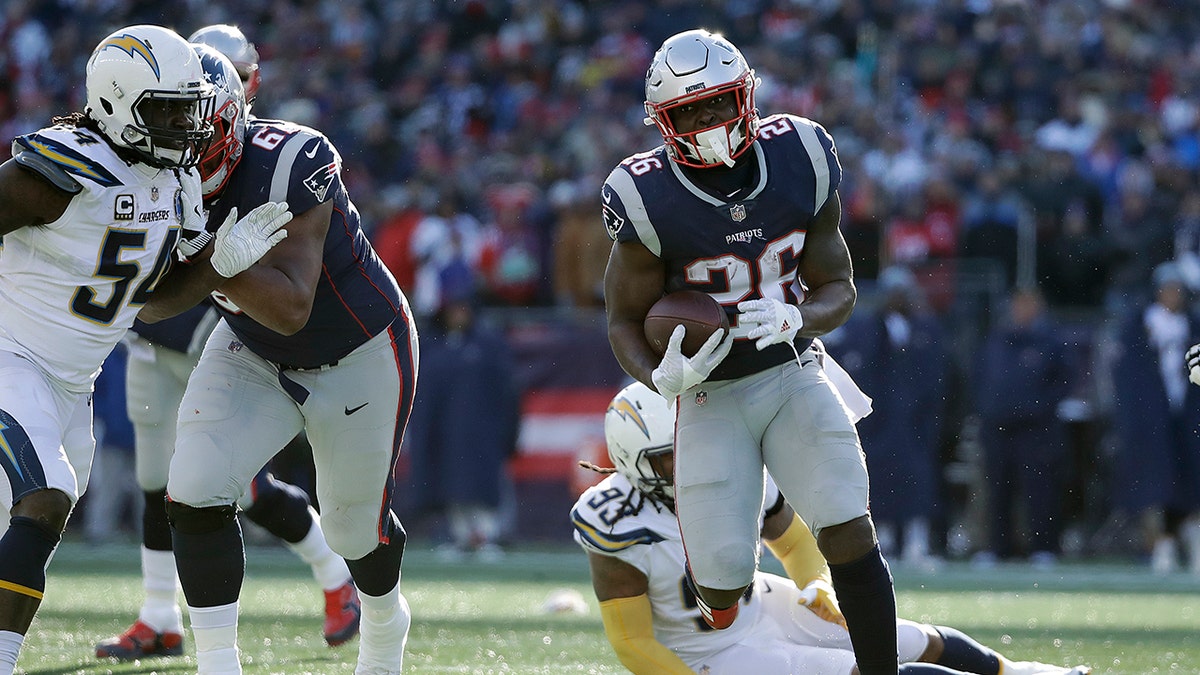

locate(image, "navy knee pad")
(165, 500), (238, 534)
(243, 474), (312, 544)
(0, 516), (61, 598)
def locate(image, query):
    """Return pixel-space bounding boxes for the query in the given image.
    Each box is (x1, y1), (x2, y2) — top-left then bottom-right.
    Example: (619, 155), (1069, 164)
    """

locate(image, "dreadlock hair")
(50, 111), (143, 166)
(577, 460), (673, 516)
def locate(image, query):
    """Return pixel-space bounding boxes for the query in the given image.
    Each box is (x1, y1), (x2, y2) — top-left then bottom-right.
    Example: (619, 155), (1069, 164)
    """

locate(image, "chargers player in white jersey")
(603, 29), (899, 673)
(574, 383), (1093, 675)
(139, 46), (418, 675)
(0, 25), (290, 675)
(94, 26), (360, 661)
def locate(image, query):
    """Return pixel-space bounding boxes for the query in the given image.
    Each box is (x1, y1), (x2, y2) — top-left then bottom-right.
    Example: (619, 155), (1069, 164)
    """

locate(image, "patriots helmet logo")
(98, 34), (160, 80)
(607, 396), (650, 440)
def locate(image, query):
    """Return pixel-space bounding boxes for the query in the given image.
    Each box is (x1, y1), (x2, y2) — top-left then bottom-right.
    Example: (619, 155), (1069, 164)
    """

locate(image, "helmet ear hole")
(101, 99), (114, 115)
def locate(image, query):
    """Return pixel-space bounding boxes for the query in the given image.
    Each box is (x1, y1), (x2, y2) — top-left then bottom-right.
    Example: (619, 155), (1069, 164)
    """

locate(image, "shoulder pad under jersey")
(11, 136), (84, 194)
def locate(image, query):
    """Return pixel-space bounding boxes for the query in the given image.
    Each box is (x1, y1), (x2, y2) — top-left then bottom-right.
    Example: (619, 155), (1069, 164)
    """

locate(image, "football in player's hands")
(644, 290), (729, 358)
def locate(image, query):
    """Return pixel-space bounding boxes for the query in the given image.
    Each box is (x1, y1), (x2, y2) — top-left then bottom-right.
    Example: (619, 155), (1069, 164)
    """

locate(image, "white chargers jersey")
(0, 124), (185, 391)
(571, 472), (780, 665)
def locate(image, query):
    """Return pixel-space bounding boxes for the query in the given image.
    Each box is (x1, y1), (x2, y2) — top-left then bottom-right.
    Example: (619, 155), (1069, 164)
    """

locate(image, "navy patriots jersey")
(602, 113), (842, 380)
(205, 118), (403, 367)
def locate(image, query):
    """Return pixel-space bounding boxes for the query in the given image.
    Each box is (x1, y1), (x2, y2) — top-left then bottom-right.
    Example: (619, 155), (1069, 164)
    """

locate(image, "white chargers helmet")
(604, 381), (675, 505)
(192, 44), (247, 197)
(644, 29), (760, 168)
(188, 24), (260, 102)
(85, 25), (215, 169)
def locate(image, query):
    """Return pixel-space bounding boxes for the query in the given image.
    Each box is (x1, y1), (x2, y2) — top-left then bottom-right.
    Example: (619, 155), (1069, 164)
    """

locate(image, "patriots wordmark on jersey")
(602, 113), (841, 380)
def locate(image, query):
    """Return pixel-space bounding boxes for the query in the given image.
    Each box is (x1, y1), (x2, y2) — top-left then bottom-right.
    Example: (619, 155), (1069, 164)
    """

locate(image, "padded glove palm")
(210, 201), (292, 278)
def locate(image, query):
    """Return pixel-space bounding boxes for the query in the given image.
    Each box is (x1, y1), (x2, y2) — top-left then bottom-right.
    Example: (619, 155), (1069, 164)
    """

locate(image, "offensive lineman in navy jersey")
(603, 29), (899, 674)
(140, 47), (417, 675)
(95, 27), (360, 661)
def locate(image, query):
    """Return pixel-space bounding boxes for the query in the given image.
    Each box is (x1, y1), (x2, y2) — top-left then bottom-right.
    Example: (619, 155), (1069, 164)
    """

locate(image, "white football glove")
(798, 579), (846, 628)
(737, 298), (804, 351)
(1188, 343), (1200, 386)
(210, 201), (293, 278)
(176, 168), (212, 262)
(650, 325), (732, 403)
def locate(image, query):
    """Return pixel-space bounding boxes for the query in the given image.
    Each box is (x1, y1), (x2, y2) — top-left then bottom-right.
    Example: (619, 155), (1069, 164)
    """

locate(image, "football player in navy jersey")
(139, 47), (417, 675)
(602, 29), (899, 674)
(95, 27), (360, 662)
(0, 25), (291, 675)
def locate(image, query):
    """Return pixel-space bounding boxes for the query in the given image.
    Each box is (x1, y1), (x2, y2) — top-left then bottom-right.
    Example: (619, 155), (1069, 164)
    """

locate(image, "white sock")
(356, 584), (410, 671)
(287, 508), (352, 591)
(140, 547), (182, 632)
(448, 504), (472, 548)
(0, 630), (23, 675)
(471, 506), (500, 545)
(188, 602), (241, 674)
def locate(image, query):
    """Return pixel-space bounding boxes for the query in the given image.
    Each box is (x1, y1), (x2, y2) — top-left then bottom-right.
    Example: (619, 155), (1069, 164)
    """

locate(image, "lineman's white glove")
(651, 325), (732, 403)
(737, 298), (804, 351)
(798, 579), (846, 628)
(1188, 343), (1200, 386)
(210, 201), (292, 278)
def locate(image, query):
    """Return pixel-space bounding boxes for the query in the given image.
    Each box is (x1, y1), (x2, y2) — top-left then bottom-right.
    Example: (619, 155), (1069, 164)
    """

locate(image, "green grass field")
(16, 538), (1200, 674)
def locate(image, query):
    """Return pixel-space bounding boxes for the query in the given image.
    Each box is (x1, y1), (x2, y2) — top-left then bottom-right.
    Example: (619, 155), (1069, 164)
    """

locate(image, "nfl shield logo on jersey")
(695, 390), (708, 406)
(729, 204), (746, 222)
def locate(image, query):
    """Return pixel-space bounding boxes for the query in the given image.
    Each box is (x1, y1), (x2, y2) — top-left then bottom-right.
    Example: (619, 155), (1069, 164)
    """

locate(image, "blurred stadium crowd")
(8, 0), (1200, 569)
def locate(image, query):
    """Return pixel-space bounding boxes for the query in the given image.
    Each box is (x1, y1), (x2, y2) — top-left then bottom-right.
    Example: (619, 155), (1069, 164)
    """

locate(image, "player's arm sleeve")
(601, 168), (662, 256)
(599, 594), (696, 675)
(765, 511), (831, 586)
(790, 116), (842, 214)
(279, 132), (343, 211)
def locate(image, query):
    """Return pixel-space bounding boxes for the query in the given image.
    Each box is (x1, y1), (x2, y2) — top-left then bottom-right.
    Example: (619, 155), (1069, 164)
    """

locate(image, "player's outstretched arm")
(588, 551), (696, 675)
(216, 200), (330, 335)
(140, 201), (292, 323)
(0, 159), (72, 236)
